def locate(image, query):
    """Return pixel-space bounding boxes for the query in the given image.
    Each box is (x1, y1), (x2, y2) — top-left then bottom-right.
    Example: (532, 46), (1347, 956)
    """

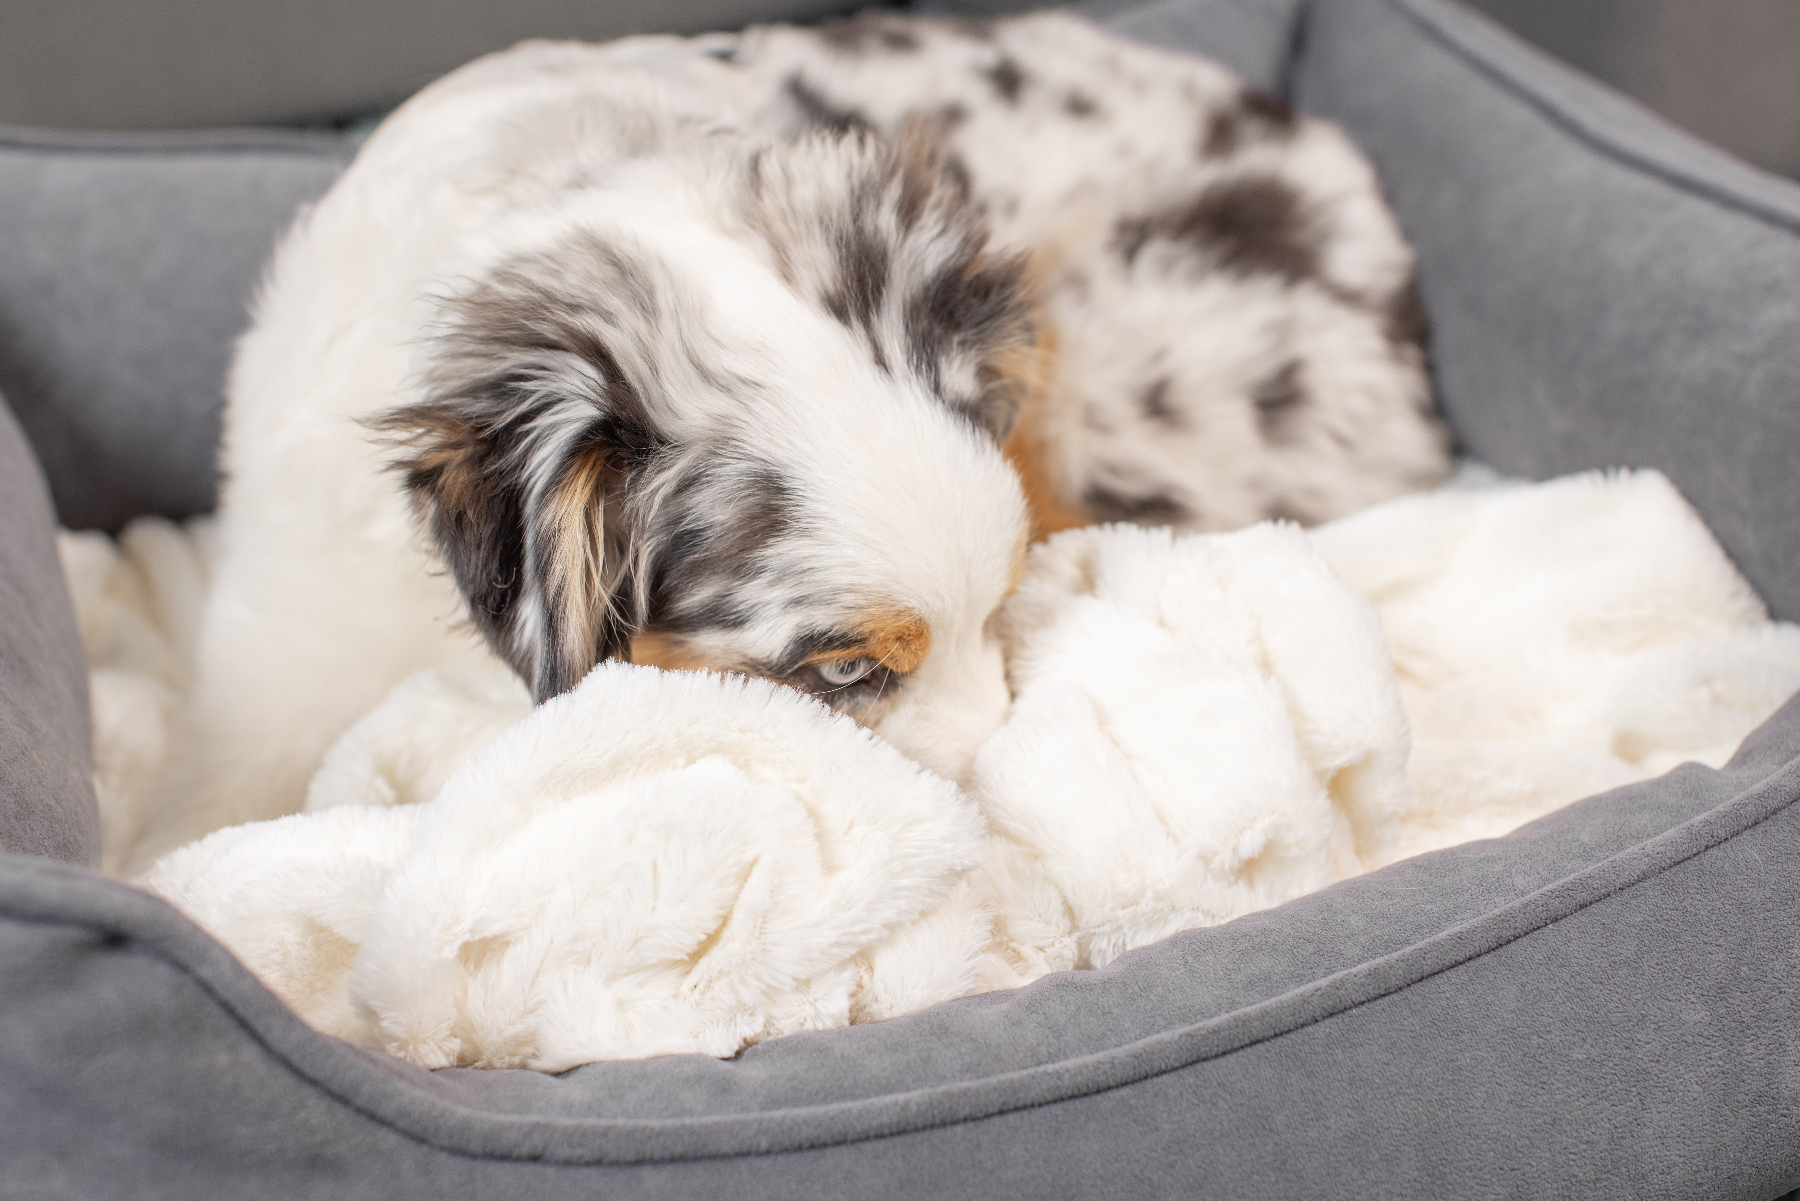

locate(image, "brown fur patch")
(806, 608), (933, 676)
(1004, 426), (1090, 540)
(997, 323), (1092, 540)
(979, 327), (1050, 443)
(629, 630), (719, 672)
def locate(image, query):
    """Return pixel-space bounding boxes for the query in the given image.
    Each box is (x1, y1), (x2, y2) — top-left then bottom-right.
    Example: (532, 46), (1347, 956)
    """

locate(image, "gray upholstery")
(1459, 0), (1800, 180)
(0, 390), (97, 865)
(1091, 0), (1302, 93)
(0, 0), (850, 130)
(3, 0), (1800, 1196)
(0, 126), (353, 531)
(1296, 0), (1800, 623)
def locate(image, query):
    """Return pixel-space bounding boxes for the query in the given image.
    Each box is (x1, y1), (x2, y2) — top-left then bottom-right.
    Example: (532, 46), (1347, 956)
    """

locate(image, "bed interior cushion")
(1080, 0), (1303, 93)
(0, 391), (97, 865)
(0, 127), (353, 533)
(1294, 0), (1800, 623)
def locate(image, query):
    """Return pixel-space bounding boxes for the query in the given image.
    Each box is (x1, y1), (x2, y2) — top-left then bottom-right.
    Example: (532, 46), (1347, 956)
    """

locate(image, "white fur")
(70, 469), (1800, 1068)
(127, 41), (1030, 872)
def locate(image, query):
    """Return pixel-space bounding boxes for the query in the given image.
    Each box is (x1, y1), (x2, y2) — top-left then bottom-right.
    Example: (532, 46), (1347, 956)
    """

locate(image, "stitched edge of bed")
(0, 122), (356, 159)
(3, 747), (1796, 1165)
(1379, 0), (1800, 237)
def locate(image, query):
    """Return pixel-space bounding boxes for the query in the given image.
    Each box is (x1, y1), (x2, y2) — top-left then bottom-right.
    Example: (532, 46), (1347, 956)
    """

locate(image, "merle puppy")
(134, 11), (1449, 865)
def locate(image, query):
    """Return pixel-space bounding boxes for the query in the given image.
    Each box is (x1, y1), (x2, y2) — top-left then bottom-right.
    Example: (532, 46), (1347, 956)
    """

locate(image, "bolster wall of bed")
(2, 0), (1799, 1197)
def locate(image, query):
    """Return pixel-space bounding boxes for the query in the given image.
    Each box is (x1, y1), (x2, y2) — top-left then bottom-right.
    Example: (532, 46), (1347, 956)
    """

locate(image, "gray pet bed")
(4, 0), (1800, 1196)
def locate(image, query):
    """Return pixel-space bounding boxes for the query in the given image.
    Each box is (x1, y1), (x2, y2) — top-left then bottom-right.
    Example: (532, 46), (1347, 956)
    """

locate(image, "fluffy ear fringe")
(372, 399), (636, 702)
(371, 247), (664, 701)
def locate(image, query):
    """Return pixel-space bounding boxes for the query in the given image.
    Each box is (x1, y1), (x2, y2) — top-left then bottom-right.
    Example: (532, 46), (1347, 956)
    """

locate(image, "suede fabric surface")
(3, 0), (1800, 1195)
(0, 0), (850, 132)
(1294, 0), (1800, 624)
(0, 126), (353, 532)
(0, 390), (98, 866)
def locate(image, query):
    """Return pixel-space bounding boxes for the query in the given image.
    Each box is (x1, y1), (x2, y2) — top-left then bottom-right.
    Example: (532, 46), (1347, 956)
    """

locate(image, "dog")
(132, 12), (1450, 867)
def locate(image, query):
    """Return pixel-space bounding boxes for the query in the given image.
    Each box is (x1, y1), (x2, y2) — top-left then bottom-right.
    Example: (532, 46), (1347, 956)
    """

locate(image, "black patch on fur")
(939, 151), (975, 204)
(1200, 89), (1297, 158)
(1116, 175), (1319, 284)
(983, 56), (1027, 104)
(1384, 275), (1430, 351)
(821, 218), (893, 370)
(1251, 361), (1307, 443)
(641, 462), (797, 634)
(1244, 90), (1297, 125)
(704, 42), (738, 63)
(945, 17), (997, 40)
(1138, 377), (1181, 427)
(1083, 483), (1188, 525)
(1199, 110), (1237, 158)
(785, 74), (873, 135)
(800, 135), (1032, 441)
(903, 244), (1033, 440)
(1063, 89), (1099, 118)
(816, 12), (922, 53)
(766, 626), (871, 677)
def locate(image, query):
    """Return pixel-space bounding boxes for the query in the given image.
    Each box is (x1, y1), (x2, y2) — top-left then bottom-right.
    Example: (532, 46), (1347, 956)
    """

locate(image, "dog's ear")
(373, 242), (664, 702)
(744, 121), (1042, 442)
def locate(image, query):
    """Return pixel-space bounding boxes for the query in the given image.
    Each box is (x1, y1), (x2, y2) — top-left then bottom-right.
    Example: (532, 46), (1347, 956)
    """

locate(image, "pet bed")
(68, 468), (1800, 1072)
(3, 0), (1799, 1196)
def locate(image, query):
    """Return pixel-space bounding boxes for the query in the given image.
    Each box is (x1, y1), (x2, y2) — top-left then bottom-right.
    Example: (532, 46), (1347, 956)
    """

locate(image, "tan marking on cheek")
(629, 631), (723, 673)
(805, 608), (933, 676)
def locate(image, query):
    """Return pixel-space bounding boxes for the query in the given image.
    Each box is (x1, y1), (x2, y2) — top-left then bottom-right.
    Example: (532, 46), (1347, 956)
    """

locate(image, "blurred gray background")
(1462, 0), (1800, 179)
(0, 0), (1796, 178)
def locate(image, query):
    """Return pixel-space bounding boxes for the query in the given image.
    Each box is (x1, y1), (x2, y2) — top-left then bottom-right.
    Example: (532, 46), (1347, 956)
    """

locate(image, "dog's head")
(376, 128), (1037, 783)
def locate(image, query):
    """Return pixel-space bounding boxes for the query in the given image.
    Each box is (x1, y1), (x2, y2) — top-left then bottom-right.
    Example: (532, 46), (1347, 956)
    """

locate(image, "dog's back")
(686, 12), (1450, 532)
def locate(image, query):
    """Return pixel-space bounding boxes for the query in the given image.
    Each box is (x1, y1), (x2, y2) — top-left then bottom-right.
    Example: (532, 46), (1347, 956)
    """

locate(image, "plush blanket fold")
(146, 665), (989, 1070)
(63, 469), (1800, 1069)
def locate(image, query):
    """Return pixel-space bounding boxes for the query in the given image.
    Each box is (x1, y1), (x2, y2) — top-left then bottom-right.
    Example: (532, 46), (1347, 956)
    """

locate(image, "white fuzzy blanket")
(63, 470), (1800, 1070)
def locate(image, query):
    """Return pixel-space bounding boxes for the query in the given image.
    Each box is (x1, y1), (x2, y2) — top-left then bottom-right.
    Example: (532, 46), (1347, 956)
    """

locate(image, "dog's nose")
(872, 637), (1011, 787)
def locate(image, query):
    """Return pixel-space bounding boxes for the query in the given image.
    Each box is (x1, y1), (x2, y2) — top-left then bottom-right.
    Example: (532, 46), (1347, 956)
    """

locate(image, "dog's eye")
(815, 657), (876, 687)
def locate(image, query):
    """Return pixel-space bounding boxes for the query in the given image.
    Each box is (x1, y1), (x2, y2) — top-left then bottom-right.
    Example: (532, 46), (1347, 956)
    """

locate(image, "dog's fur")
(132, 12), (1450, 868)
(692, 13), (1450, 531)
